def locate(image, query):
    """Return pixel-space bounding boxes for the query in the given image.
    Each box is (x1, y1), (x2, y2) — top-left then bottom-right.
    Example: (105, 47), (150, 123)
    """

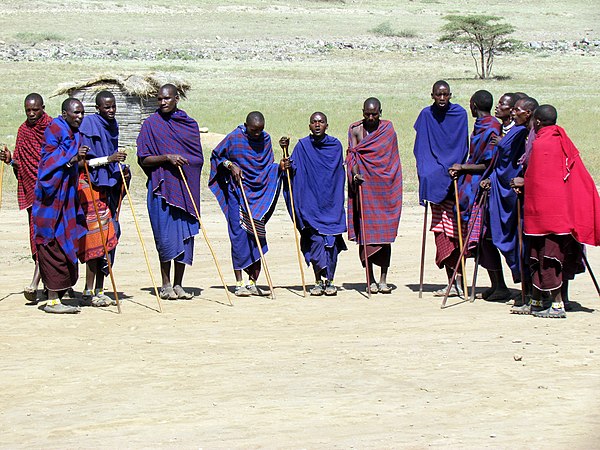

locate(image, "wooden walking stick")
(281, 139), (307, 296)
(582, 251), (600, 298)
(418, 201), (428, 298)
(453, 178), (469, 299)
(0, 160), (4, 210)
(469, 190), (489, 303)
(83, 161), (122, 314)
(357, 184), (372, 298)
(178, 166), (233, 306)
(238, 178), (276, 299)
(118, 164), (163, 313)
(114, 177), (126, 223)
(516, 196), (527, 306)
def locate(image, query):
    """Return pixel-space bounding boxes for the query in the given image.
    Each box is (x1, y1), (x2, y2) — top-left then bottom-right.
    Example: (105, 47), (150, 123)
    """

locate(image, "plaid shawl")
(524, 125), (600, 246)
(413, 103), (468, 205)
(32, 116), (85, 264)
(80, 113), (121, 189)
(209, 125), (281, 228)
(12, 112), (52, 210)
(285, 134), (346, 235)
(137, 109), (203, 219)
(346, 119), (402, 244)
(488, 124), (527, 280)
(457, 115), (501, 223)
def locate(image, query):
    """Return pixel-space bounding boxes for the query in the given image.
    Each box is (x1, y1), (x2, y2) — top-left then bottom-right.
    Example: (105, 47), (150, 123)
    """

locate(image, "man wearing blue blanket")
(279, 112), (347, 296)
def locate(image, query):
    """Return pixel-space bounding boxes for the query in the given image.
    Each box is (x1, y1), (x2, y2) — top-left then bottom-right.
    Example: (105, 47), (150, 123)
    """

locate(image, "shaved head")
(95, 90), (115, 106)
(159, 83), (179, 97)
(363, 97), (381, 112)
(519, 96), (539, 113)
(310, 111), (328, 123)
(61, 97), (83, 113)
(246, 111), (265, 126)
(432, 80), (450, 93)
(534, 104), (557, 126)
(25, 93), (44, 105)
(471, 90), (493, 112)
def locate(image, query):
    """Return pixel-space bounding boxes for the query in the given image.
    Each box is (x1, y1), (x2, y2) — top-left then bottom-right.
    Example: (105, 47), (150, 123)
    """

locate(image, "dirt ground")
(1, 192), (599, 449)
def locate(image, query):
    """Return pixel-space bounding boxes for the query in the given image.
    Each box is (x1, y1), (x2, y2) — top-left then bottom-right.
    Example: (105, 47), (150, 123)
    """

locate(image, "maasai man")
(448, 90), (503, 299)
(494, 92), (518, 137)
(209, 111), (282, 297)
(347, 98), (402, 294)
(78, 90), (128, 307)
(413, 80), (468, 296)
(0, 93), (52, 302)
(278, 112), (347, 296)
(137, 84), (203, 300)
(511, 105), (600, 318)
(32, 98), (87, 314)
(479, 95), (535, 305)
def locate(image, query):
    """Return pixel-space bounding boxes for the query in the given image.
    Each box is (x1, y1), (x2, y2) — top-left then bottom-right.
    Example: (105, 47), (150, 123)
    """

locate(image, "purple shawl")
(137, 109), (203, 219)
(286, 134), (346, 235)
(209, 125), (280, 222)
(80, 113), (120, 188)
(413, 102), (468, 205)
(32, 116), (86, 264)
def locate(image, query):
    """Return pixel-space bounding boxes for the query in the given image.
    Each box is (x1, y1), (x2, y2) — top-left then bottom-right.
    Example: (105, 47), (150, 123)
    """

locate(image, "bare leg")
(485, 270), (511, 301)
(173, 261), (186, 287)
(29, 262), (41, 290)
(234, 269), (243, 283)
(379, 267), (388, 286)
(85, 260), (96, 291)
(160, 260), (171, 287)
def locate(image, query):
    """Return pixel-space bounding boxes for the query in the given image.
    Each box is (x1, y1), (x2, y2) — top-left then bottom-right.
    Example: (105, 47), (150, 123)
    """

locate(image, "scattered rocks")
(513, 354), (523, 361)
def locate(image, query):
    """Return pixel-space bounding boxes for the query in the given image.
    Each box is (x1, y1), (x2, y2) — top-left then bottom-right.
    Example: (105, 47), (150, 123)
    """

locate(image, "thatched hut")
(53, 73), (190, 148)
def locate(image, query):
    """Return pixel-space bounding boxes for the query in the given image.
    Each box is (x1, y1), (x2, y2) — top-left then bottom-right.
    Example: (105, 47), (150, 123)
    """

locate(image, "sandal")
(324, 281), (337, 296)
(159, 286), (178, 300)
(432, 284), (463, 297)
(367, 283), (379, 294)
(173, 285), (193, 300)
(310, 281), (324, 296)
(378, 283), (392, 294)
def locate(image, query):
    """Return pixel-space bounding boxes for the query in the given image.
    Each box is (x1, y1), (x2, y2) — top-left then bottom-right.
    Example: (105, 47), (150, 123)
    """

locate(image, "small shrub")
(369, 22), (417, 38)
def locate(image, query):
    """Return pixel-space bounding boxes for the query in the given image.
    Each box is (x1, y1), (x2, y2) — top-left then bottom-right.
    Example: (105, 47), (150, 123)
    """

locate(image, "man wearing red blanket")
(513, 105), (600, 318)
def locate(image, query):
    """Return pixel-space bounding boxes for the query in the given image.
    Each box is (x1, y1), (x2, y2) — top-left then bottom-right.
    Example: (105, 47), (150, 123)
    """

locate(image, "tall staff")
(281, 137), (307, 297)
(516, 196), (527, 306)
(418, 202), (428, 298)
(83, 160), (121, 314)
(118, 163), (163, 313)
(0, 144), (7, 209)
(238, 179), (276, 299)
(358, 184), (372, 298)
(178, 166), (233, 306)
(453, 178), (469, 298)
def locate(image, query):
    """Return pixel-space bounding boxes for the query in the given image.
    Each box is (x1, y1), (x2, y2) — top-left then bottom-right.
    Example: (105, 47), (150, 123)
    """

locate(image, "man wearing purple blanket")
(279, 112), (347, 296)
(137, 84), (203, 300)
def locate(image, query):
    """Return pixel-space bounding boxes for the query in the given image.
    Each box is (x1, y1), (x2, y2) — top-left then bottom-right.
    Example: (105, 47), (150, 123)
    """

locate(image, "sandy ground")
(1, 191), (599, 449)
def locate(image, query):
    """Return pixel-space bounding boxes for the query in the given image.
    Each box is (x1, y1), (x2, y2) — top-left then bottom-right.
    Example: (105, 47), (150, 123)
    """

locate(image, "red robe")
(524, 125), (600, 246)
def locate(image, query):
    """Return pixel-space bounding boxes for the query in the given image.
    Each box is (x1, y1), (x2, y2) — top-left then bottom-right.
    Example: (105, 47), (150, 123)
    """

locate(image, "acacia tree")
(439, 15), (517, 79)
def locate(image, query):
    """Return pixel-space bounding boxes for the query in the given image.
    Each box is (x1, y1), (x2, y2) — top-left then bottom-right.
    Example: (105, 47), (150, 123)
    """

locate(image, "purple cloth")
(488, 124), (528, 282)
(136, 109), (203, 219)
(80, 113), (121, 188)
(413, 103), (469, 205)
(32, 116), (86, 264)
(286, 134), (346, 235)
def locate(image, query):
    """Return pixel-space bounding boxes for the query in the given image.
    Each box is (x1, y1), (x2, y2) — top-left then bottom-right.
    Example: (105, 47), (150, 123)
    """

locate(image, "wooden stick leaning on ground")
(83, 160), (122, 314)
(453, 178), (469, 299)
(0, 161), (4, 210)
(178, 166), (233, 306)
(358, 184), (371, 298)
(281, 139), (306, 297)
(418, 201), (428, 299)
(118, 163), (163, 313)
(114, 178), (126, 223)
(516, 196), (527, 306)
(469, 191), (489, 303)
(441, 191), (482, 309)
(238, 177), (276, 300)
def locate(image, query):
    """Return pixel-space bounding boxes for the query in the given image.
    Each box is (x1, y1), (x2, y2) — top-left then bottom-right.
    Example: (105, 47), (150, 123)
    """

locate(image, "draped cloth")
(209, 125), (281, 270)
(79, 114), (122, 268)
(285, 134), (347, 278)
(137, 109), (202, 263)
(488, 124), (528, 281)
(524, 125), (600, 246)
(346, 120), (402, 245)
(32, 116), (85, 289)
(413, 103), (468, 205)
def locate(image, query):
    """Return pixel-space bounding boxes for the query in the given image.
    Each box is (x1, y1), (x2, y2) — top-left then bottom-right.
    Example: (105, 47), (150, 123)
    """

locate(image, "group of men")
(1, 81), (598, 318)
(414, 80), (600, 319)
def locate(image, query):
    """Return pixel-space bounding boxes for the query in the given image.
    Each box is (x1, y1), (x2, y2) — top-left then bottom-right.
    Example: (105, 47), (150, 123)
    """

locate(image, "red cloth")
(12, 113), (52, 210)
(524, 125), (600, 246)
(346, 119), (402, 244)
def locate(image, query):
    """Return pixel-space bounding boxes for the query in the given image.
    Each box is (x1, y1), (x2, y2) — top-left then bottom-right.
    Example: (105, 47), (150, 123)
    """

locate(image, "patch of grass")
(13, 32), (64, 44)
(369, 21), (417, 38)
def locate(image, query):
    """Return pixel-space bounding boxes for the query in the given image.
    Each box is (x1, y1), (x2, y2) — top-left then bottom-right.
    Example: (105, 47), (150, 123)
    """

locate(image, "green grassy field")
(0, 0), (598, 196)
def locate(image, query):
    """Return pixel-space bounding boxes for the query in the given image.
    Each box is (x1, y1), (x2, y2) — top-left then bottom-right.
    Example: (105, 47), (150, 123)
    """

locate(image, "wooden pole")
(516, 196), (527, 306)
(453, 178), (469, 299)
(469, 191), (488, 303)
(418, 201), (428, 298)
(357, 184), (371, 298)
(118, 164), (162, 312)
(177, 166), (233, 306)
(238, 178), (276, 299)
(83, 161), (121, 314)
(114, 177), (126, 223)
(282, 141), (307, 297)
(0, 160), (4, 210)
